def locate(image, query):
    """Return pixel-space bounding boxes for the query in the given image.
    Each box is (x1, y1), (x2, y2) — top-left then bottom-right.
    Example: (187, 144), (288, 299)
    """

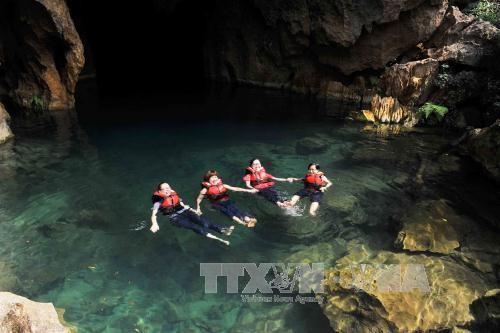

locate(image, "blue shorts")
(294, 188), (323, 203)
(211, 199), (253, 220)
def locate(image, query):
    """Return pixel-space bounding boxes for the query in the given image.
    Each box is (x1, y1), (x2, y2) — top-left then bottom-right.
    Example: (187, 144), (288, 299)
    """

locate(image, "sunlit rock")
(395, 199), (471, 254)
(367, 95), (418, 127)
(380, 58), (440, 105)
(321, 245), (491, 332)
(0, 292), (70, 333)
(0, 103), (13, 144)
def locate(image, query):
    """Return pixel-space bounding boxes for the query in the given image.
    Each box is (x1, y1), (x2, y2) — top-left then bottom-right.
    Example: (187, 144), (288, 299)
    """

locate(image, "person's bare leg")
(288, 195), (301, 207)
(309, 202), (319, 216)
(206, 233), (230, 245)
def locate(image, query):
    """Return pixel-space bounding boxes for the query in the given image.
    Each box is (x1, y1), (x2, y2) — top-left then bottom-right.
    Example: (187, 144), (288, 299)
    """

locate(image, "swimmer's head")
(157, 182), (171, 192)
(249, 158), (261, 169)
(204, 170), (220, 184)
(307, 163), (320, 172)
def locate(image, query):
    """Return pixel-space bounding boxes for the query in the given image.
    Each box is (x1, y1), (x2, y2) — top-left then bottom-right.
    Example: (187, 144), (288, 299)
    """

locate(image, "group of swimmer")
(150, 158), (332, 245)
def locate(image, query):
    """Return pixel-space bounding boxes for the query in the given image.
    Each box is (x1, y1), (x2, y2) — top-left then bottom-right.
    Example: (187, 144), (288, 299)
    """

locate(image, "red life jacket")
(201, 179), (229, 202)
(245, 167), (275, 190)
(152, 190), (181, 214)
(304, 172), (325, 190)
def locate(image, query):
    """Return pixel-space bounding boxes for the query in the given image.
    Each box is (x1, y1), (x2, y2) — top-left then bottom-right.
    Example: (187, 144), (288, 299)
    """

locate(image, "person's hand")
(150, 224), (160, 233)
(195, 208), (203, 215)
(286, 177), (294, 183)
(249, 189), (259, 193)
(319, 187), (326, 192)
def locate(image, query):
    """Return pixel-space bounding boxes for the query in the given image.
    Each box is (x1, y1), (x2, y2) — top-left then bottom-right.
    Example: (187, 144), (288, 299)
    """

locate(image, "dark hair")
(156, 182), (167, 190)
(204, 170), (219, 182)
(249, 158), (259, 166)
(308, 163), (320, 170)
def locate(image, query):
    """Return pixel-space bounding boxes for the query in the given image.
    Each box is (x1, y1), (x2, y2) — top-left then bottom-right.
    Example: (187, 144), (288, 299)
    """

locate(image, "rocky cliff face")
(0, 0), (497, 128)
(0, 0), (84, 111)
(205, 0), (499, 127)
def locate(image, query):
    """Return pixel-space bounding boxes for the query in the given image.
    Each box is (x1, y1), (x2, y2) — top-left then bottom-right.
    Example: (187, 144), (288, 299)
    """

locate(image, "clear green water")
(0, 88), (483, 332)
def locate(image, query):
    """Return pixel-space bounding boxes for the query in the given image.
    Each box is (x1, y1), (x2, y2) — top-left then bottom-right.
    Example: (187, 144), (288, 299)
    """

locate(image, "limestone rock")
(206, 0), (449, 89)
(425, 6), (500, 68)
(0, 292), (70, 333)
(367, 95), (418, 126)
(317, 0), (449, 75)
(0, 0), (84, 110)
(380, 58), (440, 105)
(0, 103), (13, 144)
(321, 247), (490, 332)
(395, 199), (471, 254)
(463, 120), (500, 181)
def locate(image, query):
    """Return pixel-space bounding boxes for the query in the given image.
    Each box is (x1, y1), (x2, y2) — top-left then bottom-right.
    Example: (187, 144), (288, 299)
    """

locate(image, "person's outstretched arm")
(195, 189), (207, 214)
(271, 176), (296, 183)
(150, 206), (160, 233)
(224, 184), (258, 193)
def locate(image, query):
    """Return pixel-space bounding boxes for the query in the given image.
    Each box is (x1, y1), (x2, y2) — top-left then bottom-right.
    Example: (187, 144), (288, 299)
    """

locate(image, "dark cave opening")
(66, 0), (214, 98)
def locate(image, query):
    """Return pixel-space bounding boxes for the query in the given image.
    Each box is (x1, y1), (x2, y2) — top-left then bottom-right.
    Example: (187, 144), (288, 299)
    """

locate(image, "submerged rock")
(0, 292), (70, 333)
(0, 103), (13, 144)
(295, 137), (329, 155)
(395, 199), (471, 254)
(321, 245), (491, 332)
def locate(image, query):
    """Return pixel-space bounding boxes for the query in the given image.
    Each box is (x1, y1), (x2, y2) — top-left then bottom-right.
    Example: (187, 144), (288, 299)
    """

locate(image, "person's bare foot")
(222, 225), (235, 235)
(247, 218), (257, 227)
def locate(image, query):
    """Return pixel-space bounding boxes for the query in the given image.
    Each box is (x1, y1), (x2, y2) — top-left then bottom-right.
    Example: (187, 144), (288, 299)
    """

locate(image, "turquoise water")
(0, 88), (481, 332)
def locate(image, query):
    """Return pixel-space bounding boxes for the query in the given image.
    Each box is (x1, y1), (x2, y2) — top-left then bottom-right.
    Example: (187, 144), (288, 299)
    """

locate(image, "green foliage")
(466, 1), (500, 26)
(417, 102), (449, 121)
(30, 95), (46, 111)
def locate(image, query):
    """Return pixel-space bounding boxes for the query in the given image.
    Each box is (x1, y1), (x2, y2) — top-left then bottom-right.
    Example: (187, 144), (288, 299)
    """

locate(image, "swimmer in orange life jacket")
(288, 163), (332, 216)
(150, 182), (233, 245)
(243, 158), (295, 207)
(196, 170), (259, 227)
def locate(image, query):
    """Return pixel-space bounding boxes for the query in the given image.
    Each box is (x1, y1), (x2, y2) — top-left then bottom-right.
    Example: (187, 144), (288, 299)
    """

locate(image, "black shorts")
(258, 187), (282, 203)
(294, 188), (323, 203)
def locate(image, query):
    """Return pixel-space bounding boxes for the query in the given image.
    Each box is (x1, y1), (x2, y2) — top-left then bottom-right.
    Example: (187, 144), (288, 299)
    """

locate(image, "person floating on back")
(288, 163), (332, 216)
(196, 170), (259, 227)
(150, 182), (233, 245)
(243, 158), (294, 208)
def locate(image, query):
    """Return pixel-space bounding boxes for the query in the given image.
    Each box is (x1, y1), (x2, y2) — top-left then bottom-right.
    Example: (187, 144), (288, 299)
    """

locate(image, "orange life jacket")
(201, 179), (229, 202)
(304, 172), (325, 190)
(152, 190), (181, 214)
(245, 167), (275, 190)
